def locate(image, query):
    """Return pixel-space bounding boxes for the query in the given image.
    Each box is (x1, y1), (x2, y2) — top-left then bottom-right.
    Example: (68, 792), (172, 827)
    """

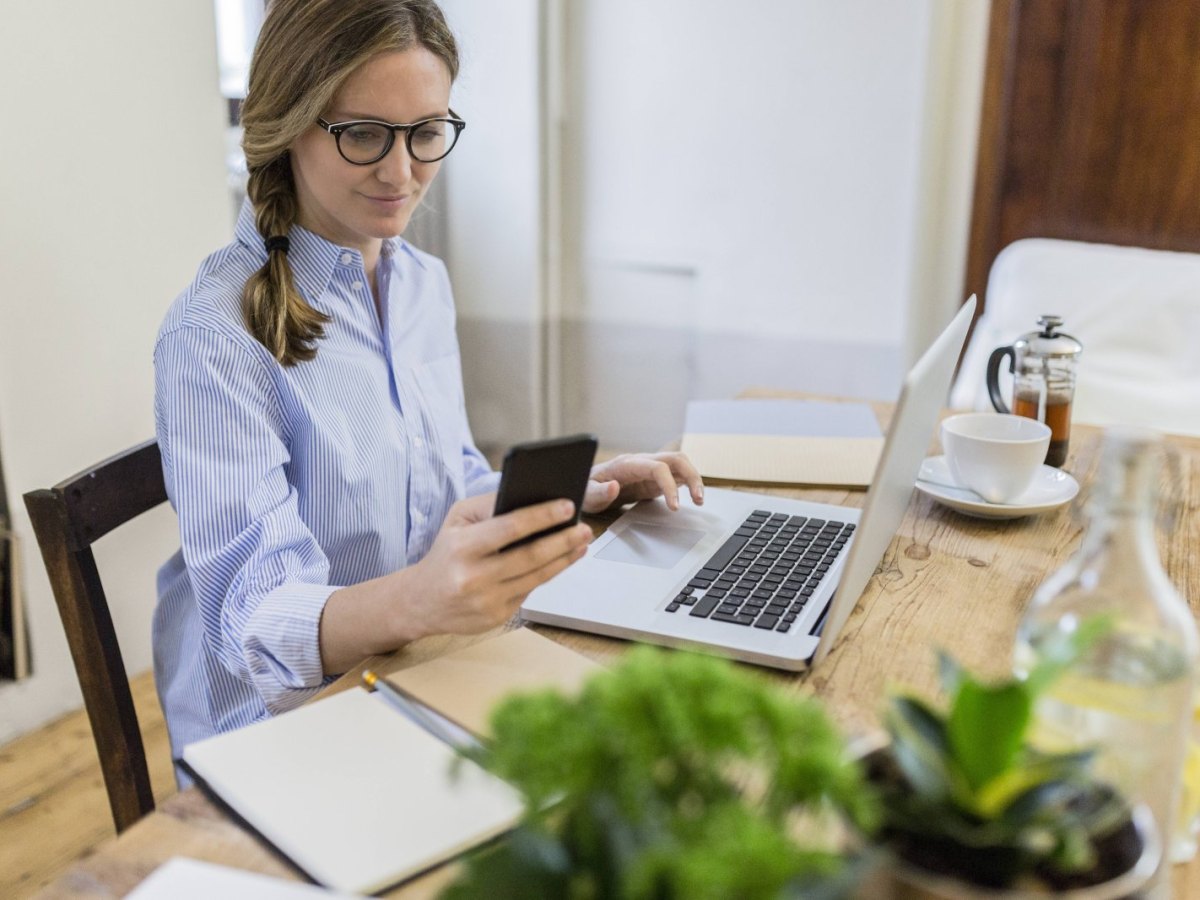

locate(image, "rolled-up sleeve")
(155, 326), (337, 713)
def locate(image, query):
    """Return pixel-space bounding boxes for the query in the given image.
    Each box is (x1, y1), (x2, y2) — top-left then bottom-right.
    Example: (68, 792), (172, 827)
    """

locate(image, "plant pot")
(851, 739), (1161, 900)
(876, 805), (1158, 899)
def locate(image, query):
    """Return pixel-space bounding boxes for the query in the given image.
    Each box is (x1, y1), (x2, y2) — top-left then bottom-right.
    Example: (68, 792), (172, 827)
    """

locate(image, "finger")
(478, 498), (578, 553)
(645, 459), (681, 510)
(596, 454), (701, 509)
(498, 539), (590, 605)
(448, 491), (500, 525)
(487, 521), (591, 581)
(662, 452), (705, 506)
(588, 454), (642, 487)
(588, 455), (617, 476)
(581, 479), (620, 514)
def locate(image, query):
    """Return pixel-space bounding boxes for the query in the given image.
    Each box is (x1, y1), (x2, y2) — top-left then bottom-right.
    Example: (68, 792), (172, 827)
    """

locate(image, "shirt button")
(339, 252), (352, 265)
(351, 280), (364, 291)
(413, 509), (425, 523)
(413, 436), (424, 449)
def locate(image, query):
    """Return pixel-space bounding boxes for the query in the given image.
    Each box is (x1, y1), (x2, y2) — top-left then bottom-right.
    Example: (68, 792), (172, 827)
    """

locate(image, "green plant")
(871, 617), (1142, 890)
(440, 646), (879, 900)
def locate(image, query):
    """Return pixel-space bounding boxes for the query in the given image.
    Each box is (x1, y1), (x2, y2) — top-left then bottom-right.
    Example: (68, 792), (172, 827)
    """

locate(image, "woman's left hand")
(582, 451), (705, 514)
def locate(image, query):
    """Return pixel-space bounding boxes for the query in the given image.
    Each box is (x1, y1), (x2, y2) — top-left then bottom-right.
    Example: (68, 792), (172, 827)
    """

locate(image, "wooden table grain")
(35, 407), (1200, 899)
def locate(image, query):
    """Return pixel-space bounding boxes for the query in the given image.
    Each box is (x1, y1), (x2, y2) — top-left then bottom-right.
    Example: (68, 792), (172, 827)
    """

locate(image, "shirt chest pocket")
(411, 352), (467, 496)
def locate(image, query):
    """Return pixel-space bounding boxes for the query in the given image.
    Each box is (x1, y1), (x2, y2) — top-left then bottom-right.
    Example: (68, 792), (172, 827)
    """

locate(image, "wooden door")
(965, 0), (1200, 312)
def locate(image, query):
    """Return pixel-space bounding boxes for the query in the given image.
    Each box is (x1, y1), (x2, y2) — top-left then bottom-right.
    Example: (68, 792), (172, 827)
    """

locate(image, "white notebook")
(127, 858), (363, 899)
(182, 688), (523, 895)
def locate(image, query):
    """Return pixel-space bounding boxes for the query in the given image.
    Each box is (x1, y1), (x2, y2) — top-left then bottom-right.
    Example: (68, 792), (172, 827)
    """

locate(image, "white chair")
(951, 238), (1200, 437)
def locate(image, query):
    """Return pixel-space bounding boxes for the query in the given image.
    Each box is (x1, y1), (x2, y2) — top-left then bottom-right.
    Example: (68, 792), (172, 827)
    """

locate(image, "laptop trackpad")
(595, 523), (707, 569)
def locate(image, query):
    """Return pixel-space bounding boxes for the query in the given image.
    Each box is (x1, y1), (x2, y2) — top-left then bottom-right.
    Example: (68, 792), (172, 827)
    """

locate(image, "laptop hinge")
(809, 596), (833, 638)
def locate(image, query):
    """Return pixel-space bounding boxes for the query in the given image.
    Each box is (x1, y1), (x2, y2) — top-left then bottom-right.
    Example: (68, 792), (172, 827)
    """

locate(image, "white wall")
(437, 1), (988, 453)
(439, 0), (541, 323)
(0, 1), (231, 742)
(905, 0), (991, 366)
(438, 0), (544, 447)
(555, 0), (988, 449)
(572, 0), (928, 345)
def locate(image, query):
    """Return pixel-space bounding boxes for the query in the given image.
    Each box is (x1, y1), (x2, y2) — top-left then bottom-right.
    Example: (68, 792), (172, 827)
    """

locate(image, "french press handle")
(986, 346), (1014, 414)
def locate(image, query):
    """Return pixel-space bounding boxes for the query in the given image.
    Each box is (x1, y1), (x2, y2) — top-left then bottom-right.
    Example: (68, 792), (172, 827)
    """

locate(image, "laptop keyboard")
(665, 510), (855, 633)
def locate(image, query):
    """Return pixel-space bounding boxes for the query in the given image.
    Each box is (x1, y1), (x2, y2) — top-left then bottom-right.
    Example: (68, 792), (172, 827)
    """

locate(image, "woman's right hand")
(318, 493), (590, 674)
(401, 492), (592, 637)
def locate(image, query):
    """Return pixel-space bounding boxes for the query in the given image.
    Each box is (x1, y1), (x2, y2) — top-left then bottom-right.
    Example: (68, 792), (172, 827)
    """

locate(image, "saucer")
(915, 456), (1080, 520)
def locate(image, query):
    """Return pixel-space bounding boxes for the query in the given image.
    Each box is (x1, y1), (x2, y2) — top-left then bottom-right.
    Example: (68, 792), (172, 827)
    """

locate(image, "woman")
(153, 0), (703, 761)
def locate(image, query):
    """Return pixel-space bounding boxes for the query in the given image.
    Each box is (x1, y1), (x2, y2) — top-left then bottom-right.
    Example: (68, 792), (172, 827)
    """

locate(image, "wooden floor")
(0, 671), (176, 899)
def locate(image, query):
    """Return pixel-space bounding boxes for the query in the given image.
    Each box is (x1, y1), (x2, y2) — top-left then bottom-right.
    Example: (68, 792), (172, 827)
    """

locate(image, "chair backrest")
(951, 238), (1200, 437)
(23, 439), (167, 833)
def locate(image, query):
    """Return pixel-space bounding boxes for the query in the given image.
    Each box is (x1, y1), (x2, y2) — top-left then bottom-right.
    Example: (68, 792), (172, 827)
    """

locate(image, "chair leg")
(24, 489), (154, 833)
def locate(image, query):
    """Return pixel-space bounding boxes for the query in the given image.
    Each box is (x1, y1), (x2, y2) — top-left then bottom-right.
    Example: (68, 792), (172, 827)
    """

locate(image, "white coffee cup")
(940, 413), (1051, 504)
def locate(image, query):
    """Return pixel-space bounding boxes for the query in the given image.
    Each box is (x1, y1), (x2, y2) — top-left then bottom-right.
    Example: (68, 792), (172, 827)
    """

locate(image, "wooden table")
(36, 405), (1200, 898)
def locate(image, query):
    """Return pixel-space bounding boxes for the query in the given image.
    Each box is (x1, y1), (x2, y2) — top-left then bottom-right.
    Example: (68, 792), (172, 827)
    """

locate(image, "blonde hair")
(240, 0), (459, 365)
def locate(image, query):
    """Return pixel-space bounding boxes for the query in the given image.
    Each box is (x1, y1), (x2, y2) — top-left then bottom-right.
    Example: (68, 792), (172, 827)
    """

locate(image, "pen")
(362, 669), (481, 753)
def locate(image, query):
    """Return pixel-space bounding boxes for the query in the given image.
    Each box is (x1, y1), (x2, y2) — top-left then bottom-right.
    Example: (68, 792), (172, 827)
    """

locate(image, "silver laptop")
(521, 296), (976, 671)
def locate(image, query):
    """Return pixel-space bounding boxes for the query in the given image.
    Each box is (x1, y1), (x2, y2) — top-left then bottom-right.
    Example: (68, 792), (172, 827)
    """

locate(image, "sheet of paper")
(681, 400), (884, 487)
(126, 858), (362, 899)
(683, 399), (882, 437)
(387, 627), (601, 738)
(182, 689), (524, 895)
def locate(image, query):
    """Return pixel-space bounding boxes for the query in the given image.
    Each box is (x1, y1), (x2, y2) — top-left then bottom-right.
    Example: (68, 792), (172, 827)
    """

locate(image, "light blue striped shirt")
(153, 201), (498, 759)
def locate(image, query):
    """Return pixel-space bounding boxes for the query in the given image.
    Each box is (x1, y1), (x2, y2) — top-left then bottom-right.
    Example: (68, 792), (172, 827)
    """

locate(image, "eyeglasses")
(316, 110), (466, 165)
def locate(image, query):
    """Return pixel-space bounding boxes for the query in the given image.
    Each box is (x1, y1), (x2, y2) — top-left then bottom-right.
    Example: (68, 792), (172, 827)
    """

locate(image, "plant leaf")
(936, 649), (964, 698)
(974, 764), (1079, 820)
(885, 695), (952, 797)
(947, 677), (1032, 792)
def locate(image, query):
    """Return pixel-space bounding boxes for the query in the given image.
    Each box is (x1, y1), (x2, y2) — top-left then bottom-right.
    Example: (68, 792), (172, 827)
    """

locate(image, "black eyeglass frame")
(316, 110), (466, 165)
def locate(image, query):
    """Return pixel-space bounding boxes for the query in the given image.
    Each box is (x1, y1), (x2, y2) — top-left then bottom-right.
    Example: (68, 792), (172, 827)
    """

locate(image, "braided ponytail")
(241, 157), (329, 365)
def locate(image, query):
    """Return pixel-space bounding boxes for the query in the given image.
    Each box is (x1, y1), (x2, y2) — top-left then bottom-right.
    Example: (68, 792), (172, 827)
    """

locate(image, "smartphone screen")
(493, 434), (598, 550)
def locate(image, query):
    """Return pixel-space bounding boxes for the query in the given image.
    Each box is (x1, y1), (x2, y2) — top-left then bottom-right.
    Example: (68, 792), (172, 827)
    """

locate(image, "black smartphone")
(493, 433), (599, 550)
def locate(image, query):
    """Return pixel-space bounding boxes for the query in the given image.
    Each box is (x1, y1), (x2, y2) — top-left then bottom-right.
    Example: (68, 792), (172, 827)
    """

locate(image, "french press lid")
(1012, 315), (1083, 359)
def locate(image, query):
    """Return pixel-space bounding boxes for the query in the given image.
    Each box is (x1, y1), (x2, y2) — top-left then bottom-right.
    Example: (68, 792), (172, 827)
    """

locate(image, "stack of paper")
(681, 399), (884, 487)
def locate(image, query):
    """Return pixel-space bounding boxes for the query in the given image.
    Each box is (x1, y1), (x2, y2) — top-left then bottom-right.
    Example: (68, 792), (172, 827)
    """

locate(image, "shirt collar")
(233, 199), (425, 307)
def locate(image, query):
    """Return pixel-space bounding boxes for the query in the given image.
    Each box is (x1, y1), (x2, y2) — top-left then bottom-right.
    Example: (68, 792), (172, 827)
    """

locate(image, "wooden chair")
(23, 439), (167, 833)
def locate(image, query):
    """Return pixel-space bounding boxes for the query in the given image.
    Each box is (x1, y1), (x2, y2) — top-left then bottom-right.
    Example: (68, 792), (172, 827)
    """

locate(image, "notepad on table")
(182, 628), (600, 895)
(386, 625), (601, 738)
(680, 399), (884, 487)
(126, 857), (363, 899)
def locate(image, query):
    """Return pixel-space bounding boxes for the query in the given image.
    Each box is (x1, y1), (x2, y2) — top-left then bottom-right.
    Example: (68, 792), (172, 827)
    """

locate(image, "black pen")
(362, 669), (481, 752)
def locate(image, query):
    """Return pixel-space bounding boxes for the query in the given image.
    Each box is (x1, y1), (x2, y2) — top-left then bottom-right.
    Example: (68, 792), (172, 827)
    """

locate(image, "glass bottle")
(1013, 427), (1199, 898)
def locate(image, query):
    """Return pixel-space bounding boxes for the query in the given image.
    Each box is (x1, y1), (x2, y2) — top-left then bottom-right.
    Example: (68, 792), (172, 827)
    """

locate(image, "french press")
(986, 315), (1083, 468)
